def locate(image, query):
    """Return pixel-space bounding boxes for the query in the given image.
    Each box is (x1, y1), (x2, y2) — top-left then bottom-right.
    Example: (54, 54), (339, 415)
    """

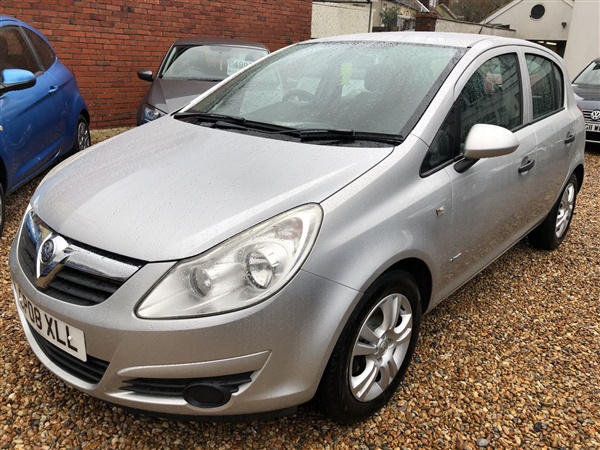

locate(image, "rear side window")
(0, 25), (41, 74)
(23, 27), (56, 70)
(526, 54), (564, 120)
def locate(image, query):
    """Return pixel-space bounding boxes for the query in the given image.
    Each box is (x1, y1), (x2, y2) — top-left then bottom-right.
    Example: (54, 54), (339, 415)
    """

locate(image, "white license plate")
(14, 285), (87, 362)
(586, 123), (600, 132)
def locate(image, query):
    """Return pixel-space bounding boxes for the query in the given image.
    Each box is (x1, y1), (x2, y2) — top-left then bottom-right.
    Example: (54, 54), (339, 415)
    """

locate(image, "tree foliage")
(380, 6), (401, 30)
(449, 0), (512, 23)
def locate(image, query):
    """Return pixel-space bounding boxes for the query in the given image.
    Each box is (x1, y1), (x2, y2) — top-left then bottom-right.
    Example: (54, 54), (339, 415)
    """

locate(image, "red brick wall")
(3, 1), (312, 129)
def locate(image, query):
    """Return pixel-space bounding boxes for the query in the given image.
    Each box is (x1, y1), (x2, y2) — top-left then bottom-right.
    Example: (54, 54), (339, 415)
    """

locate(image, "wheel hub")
(375, 337), (389, 357)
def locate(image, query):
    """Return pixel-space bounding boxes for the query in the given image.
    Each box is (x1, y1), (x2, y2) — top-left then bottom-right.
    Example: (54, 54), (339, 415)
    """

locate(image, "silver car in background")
(10, 32), (585, 423)
(572, 57), (600, 144)
(136, 38), (269, 125)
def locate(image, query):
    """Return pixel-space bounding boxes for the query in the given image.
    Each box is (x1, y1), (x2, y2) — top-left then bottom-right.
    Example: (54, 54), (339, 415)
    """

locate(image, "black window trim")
(16, 25), (46, 76)
(20, 26), (57, 72)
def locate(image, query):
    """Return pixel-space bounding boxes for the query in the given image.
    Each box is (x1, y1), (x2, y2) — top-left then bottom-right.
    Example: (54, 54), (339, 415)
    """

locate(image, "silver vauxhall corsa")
(10, 33), (585, 423)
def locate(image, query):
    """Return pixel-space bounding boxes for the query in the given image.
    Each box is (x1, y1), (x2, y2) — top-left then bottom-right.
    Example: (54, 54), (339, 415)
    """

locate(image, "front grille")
(17, 212), (143, 306)
(121, 373), (253, 397)
(29, 324), (109, 384)
(582, 109), (600, 122)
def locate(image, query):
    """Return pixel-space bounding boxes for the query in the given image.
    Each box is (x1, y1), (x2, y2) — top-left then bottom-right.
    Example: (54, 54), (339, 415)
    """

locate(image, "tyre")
(73, 115), (91, 152)
(529, 174), (578, 250)
(0, 184), (4, 237)
(317, 270), (421, 423)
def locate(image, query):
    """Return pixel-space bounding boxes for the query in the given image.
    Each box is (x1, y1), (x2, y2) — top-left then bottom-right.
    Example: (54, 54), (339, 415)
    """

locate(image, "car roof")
(170, 37), (268, 50)
(310, 31), (545, 51)
(0, 15), (22, 26)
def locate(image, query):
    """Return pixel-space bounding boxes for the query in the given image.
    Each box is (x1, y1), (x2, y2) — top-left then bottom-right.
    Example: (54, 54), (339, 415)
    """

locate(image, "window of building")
(530, 4), (546, 20)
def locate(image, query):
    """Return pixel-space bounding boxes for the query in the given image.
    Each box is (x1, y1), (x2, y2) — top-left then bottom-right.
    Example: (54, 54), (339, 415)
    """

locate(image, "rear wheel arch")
(80, 109), (91, 128)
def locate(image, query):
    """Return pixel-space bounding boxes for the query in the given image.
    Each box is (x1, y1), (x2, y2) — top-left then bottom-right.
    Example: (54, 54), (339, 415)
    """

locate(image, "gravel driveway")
(1, 130), (598, 450)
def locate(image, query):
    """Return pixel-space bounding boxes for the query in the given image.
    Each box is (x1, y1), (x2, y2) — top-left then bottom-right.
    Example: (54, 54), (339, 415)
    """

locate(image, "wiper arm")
(292, 129), (404, 145)
(174, 111), (247, 124)
(175, 112), (290, 133)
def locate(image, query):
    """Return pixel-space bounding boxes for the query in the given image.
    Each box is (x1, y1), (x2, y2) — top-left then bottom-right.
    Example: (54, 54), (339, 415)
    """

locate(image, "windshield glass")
(185, 41), (463, 136)
(159, 45), (268, 81)
(573, 60), (600, 86)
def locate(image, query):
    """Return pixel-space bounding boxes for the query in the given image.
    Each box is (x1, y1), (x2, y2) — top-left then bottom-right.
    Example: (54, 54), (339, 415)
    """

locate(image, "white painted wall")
(434, 18), (516, 37)
(564, 0), (600, 78)
(311, 2), (373, 38)
(483, 0), (574, 41)
(482, 0), (599, 78)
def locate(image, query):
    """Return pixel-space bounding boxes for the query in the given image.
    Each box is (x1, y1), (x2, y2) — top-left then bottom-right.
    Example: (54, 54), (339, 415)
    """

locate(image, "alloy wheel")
(349, 293), (413, 402)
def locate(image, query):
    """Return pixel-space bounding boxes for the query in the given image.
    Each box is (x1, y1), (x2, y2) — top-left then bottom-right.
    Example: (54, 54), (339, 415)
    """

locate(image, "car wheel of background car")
(73, 115), (91, 152)
(0, 183), (5, 237)
(529, 173), (579, 250)
(317, 270), (421, 423)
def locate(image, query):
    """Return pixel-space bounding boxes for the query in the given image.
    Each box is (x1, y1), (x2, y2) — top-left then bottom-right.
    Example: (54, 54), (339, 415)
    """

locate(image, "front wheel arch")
(316, 269), (422, 423)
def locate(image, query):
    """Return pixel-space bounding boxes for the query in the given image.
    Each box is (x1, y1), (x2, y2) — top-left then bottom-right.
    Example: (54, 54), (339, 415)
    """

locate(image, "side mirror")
(0, 69), (36, 94)
(137, 70), (154, 82)
(463, 124), (519, 159)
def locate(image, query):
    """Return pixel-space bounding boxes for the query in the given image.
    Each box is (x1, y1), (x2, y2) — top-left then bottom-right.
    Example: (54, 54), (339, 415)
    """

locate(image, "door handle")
(48, 85), (58, 93)
(565, 132), (575, 144)
(518, 158), (535, 173)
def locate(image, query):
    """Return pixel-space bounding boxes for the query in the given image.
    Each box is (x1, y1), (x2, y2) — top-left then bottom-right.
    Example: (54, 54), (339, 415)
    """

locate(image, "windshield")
(185, 41), (463, 136)
(158, 44), (268, 81)
(573, 60), (600, 86)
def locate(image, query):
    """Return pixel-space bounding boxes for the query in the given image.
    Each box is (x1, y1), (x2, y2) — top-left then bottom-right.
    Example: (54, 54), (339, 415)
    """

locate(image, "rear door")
(524, 51), (577, 219)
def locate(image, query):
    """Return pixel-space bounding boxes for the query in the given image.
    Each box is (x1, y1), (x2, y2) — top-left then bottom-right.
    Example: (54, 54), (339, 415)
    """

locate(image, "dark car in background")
(0, 16), (90, 236)
(572, 57), (600, 144)
(136, 38), (269, 125)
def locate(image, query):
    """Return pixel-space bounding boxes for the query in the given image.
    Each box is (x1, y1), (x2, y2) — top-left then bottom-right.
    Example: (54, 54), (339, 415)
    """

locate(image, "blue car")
(0, 16), (90, 236)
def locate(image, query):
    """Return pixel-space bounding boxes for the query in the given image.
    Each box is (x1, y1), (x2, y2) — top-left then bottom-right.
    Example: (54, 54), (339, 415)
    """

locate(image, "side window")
(526, 54), (564, 120)
(0, 26), (42, 74)
(22, 28), (56, 70)
(421, 53), (522, 175)
(459, 53), (522, 141)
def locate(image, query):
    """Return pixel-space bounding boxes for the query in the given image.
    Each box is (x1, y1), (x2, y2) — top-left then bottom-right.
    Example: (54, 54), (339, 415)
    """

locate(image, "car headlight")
(137, 204), (323, 319)
(142, 104), (166, 122)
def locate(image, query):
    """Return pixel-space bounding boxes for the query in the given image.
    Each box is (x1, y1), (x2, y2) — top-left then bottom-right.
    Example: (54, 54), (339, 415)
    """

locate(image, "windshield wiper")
(175, 114), (404, 145)
(290, 129), (404, 146)
(174, 111), (247, 125)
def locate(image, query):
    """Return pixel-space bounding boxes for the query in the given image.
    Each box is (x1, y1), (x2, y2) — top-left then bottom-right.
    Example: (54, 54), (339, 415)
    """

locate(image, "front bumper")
(9, 227), (361, 417)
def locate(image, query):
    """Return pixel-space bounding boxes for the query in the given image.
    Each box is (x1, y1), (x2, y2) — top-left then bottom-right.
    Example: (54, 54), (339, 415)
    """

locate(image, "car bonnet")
(31, 117), (393, 262)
